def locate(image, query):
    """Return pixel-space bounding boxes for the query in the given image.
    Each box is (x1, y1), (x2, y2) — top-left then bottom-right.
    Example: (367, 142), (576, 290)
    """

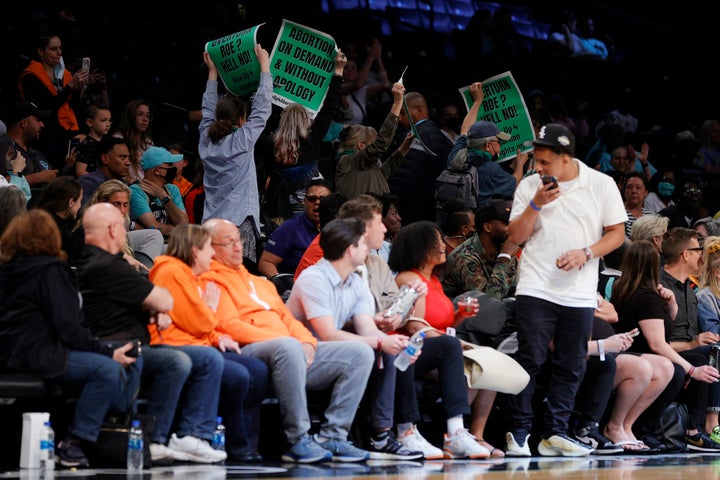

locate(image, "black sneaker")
(368, 431), (424, 460)
(686, 430), (720, 452)
(56, 436), (90, 468)
(573, 423), (623, 454)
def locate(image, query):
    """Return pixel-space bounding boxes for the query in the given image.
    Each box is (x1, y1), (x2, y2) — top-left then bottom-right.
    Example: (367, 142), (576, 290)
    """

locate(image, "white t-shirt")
(510, 160), (627, 308)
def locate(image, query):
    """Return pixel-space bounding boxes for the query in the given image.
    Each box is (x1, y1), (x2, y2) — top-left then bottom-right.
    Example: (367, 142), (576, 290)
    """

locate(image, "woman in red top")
(389, 220), (506, 457)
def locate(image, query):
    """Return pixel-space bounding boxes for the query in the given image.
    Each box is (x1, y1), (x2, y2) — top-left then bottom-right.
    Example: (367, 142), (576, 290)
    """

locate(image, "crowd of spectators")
(4, 0), (720, 469)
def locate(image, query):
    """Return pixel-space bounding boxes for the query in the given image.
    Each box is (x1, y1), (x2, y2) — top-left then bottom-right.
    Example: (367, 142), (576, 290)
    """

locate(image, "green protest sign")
(205, 24), (263, 97)
(459, 71), (534, 163)
(269, 20), (337, 118)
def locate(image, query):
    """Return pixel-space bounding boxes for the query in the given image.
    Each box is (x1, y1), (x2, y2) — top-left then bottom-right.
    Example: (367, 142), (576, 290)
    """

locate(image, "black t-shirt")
(613, 287), (672, 354)
(76, 245), (154, 343)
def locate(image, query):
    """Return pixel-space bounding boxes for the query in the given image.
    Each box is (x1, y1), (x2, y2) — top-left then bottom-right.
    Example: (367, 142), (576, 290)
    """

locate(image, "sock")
(371, 430), (390, 447)
(447, 416), (464, 436)
(397, 422), (413, 438)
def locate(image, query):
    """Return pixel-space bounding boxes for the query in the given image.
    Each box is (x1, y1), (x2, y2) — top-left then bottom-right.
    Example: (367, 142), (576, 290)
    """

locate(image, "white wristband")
(597, 339), (605, 361)
(497, 253), (512, 261)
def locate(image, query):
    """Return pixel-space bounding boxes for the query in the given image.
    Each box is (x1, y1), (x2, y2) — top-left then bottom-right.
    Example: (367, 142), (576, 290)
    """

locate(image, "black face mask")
(162, 166), (177, 183)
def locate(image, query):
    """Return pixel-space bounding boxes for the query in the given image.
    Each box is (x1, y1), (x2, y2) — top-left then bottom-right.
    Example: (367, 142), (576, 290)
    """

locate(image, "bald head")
(83, 203), (126, 254)
(203, 218), (244, 269)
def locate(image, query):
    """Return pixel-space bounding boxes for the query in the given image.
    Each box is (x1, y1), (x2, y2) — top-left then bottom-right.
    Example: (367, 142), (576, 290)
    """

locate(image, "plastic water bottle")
(394, 331), (426, 371)
(127, 419), (143, 472)
(39, 420), (55, 472)
(212, 416), (226, 451)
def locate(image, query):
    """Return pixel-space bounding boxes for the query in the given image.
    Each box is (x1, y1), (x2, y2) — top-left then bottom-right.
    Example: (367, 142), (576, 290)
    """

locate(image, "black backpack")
(435, 165), (479, 211)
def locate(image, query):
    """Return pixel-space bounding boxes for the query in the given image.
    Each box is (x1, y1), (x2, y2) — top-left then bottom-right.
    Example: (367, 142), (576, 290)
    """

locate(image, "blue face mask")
(657, 181), (675, 197)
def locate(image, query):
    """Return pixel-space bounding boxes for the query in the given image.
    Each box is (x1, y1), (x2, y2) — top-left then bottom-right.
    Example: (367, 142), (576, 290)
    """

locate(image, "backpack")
(435, 165), (479, 211)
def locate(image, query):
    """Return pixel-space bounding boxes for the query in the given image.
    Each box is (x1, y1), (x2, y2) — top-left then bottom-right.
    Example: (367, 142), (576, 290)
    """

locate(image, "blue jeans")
(220, 351), (269, 454)
(506, 295), (594, 438)
(171, 345), (225, 441)
(138, 347), (192, 444)
(61, 350), (139, 442)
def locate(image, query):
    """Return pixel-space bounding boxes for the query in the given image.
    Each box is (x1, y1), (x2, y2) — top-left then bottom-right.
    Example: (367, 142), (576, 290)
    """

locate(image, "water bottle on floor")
(39, 420), (55, 473)
(127, 419), (143, 472)
(394, 331), (426, 371)
(212, 416), (226, 451)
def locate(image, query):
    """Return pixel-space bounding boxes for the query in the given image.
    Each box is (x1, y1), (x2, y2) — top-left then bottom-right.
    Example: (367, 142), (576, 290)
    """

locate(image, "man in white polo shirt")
(503, 123), (626, 457)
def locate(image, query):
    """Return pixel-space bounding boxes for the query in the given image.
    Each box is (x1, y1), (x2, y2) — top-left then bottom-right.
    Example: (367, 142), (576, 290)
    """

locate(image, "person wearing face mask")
(447, 82), (528, 205)
(442, 199), (519, 301)
(645, 169), (677, 214)
(129, 146), (188, 239)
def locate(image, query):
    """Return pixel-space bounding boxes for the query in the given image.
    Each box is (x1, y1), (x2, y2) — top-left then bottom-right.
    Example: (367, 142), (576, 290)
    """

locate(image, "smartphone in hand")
(81, 57), (91, 74)
(542, 175), (558, 189)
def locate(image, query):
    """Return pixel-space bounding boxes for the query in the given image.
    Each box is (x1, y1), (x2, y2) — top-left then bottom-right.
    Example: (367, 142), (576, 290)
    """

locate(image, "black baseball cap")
(532, 123), (575, 155)
(475, 199), (512, 225)
(4, 101), (51, 125)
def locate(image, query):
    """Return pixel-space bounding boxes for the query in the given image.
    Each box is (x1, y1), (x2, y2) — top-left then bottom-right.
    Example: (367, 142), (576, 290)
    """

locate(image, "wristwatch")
(583, 247), (594, 262)
(162, 195), (171, 205)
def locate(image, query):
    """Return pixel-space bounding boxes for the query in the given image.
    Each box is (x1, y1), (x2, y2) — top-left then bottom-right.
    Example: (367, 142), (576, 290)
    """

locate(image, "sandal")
(477, 439), (505, 458)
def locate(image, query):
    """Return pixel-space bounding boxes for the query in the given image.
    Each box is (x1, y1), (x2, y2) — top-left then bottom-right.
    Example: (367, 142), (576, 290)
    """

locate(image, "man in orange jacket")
(201, 218), (374, 464)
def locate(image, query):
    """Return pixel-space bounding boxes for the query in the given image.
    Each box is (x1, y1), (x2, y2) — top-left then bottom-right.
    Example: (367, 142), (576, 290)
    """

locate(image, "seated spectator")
(644, 169), (676, 214)
(367, 191), (401, 262)
(659, 177), (707, 229)
(78, 136), (131, 204)
(113, 99), (154, 184)
(697, 236), (720, 335)
(442, 199), (519, 300)
(258, 179), (332, 278)
(77, 202), (225, 464)
(612, 239), (720, 452)
(201, 218), (375, 463)
(84, 179), (163, 270)
(572, 295), (673, 453)
(661, 227), (720, 437)
(34, 175), (84, 266)
(294, 192), (348, 280)
(0, 209), (139, 468)
(630, 214), (668, 253)
(0, 185), (27, 236)
(287, 217), (409, 462)
(75, 105), (113, 177)
(693, 217), (720, 242)
(130, 146), (189, 238)
(1, 101), (58, 189)
(623, 172), (651, 238)
(341, 196), (487, 459)
(438, 200), (476, 255)
(389, 220), (512, 458)
(149, 224), (269, 462)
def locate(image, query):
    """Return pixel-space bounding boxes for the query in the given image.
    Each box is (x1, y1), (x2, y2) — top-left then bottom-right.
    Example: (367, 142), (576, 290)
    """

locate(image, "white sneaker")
(443, 428), (490, 459)
(168, 433), (227, 463)
(399, 425), (444, 460)
(538, 434), (593, 457)
(505, 432), (531, 457)
(150, 443), (177, 465)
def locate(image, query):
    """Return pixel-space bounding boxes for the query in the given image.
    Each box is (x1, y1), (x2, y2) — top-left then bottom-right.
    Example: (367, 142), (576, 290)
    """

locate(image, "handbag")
(86, 412), (156, 468)
(408, 318), (529, 394)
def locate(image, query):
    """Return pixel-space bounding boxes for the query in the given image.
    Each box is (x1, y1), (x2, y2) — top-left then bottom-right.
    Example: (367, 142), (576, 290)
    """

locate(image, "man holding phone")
(504, 123), (627, 457)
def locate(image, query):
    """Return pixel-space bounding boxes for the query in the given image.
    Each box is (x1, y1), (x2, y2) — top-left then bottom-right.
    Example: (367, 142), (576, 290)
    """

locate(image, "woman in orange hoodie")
(149, 224), (269, 461)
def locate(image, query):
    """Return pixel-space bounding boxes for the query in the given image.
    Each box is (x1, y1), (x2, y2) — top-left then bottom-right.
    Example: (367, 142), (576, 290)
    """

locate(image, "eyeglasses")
(685, 247), (703, 253)
(305, 195), (327, 203)
(684, 188), (702, 195)
(212, 238), (242, 248)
